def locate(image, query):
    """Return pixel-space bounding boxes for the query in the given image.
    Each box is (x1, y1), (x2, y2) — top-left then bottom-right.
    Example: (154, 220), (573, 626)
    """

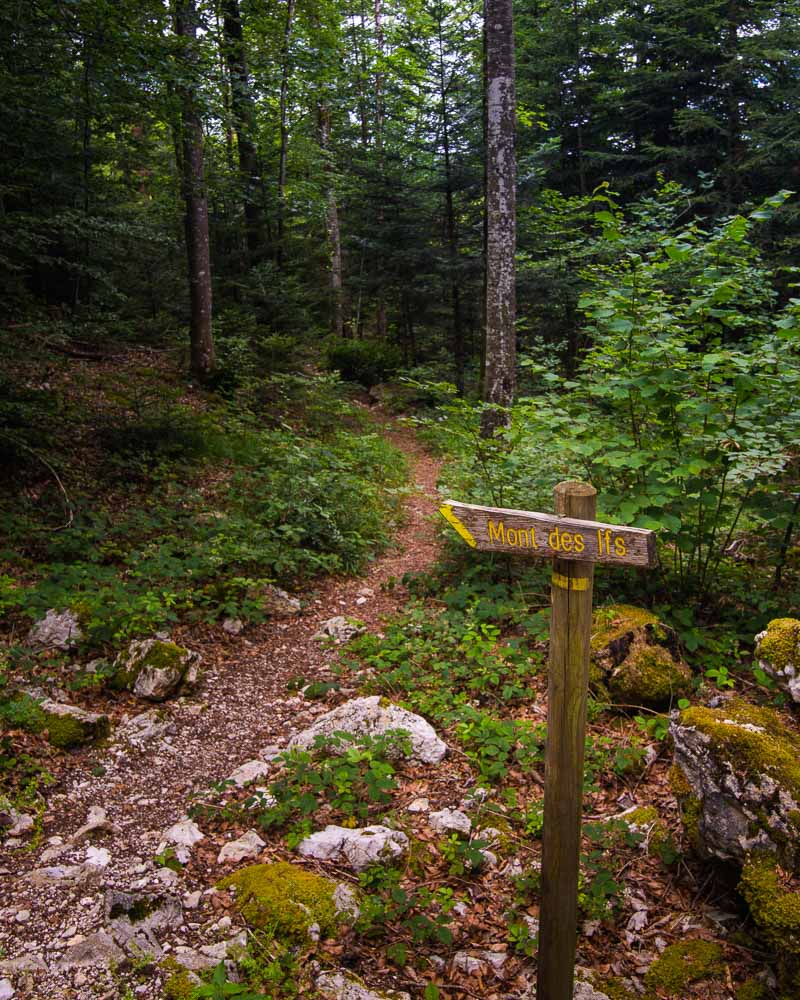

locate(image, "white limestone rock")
(0, 978), (14, 999)
(333, 882), (360, 922)
(57, 931), (124, 969)
(160, 818), (204, 864)
(429, 808), (471, 836)
(297, 824), (408, 871)
(406, 797), (429, 813)
(113, 638), (200, 702)
(316, 970), (410, 1000)
(71, 805), (117, 843)
(289, 696), (446, 765)
(313, 616), (365, 643)
(120, 710), (175, 746)
(572, 983), (611, 1000)
(217, 830), (265, 864)
(28, 609), (82, 650)
(670, 700), (800, 868)
(755, 618), (800, 703)
(228, 760), (270, 788)
(261, 584), (301, 617)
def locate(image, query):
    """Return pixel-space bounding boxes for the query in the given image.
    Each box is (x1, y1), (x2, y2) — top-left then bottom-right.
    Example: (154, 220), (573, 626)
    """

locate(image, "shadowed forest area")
(1, 1), (800, 999)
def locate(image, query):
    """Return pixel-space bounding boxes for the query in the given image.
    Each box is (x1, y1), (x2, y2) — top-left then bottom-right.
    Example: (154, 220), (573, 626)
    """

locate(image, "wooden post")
(438, 490), (655, 997)
(537, 480), (597, 1000)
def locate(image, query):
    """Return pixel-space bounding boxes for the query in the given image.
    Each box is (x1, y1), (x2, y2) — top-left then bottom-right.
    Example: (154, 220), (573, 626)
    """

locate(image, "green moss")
(590, 605), (659, 653)
(46, 713), (89, 749)
(680, 794), (703, 853)
(735, 978), (767, 1000)
(111, 640), (188, 692)
(668, 763), (692, 799)
(740, 852), (800, 955)
(740, 853), (800, 992)
(218, 862), (339, 941)
(598, 977), (637, 1000)
(161, 958), (195, 1000)
(758, 618), (800, 670)
(643, 939), (724, 995)
(41, 707), (109, 749)
(680, 700), (800, 799)
(138, 641), (186, 672)
(610, 645), (691, 708)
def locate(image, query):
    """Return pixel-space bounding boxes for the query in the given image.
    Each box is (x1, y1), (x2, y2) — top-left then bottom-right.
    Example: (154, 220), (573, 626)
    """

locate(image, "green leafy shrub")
(249, 729), (410, 846)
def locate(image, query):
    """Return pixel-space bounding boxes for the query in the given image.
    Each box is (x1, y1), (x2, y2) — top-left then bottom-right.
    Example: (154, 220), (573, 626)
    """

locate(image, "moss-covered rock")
(218, 862), (351, 942)
(671, 700), (800, 868)
(111, 638), (200, 702)
(591, 605), (686, 709)
(39, 699), (110, 749)
(755, 618), (800, 705)
(739, 852), (800, 994)
(643, 939), (724, 996)
(609, 645), (691, 708)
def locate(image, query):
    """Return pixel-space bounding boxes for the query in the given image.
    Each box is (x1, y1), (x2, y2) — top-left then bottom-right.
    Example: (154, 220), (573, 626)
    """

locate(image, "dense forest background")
(3, 0), (799, 373)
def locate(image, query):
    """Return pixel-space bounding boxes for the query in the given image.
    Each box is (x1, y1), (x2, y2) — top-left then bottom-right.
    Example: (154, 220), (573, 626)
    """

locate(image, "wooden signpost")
(439, 484), (657, 1000)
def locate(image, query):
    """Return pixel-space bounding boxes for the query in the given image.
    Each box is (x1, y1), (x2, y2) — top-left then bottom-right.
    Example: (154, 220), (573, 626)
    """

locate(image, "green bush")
(326, 338), (403, 388)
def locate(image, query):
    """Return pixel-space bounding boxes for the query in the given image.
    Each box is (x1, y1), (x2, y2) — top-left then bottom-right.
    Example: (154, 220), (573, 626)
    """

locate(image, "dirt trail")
(0, 417), (443, 1000)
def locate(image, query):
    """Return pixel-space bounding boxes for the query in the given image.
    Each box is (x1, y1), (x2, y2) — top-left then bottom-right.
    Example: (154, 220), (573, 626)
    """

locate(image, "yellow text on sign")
(487, 519), (628, 559)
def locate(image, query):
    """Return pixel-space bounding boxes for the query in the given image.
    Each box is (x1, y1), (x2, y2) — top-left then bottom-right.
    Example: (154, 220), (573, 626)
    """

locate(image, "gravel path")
(0, 419), (443, 1000)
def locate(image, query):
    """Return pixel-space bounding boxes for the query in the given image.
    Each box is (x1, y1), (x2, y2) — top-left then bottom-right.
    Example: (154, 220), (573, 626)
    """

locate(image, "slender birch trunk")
(319, 103), (344, 338)
(480, 0), (516, 438)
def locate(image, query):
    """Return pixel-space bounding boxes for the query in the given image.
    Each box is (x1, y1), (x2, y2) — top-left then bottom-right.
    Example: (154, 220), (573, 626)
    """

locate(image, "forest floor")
(0, 371), (773, 1000)
(0, 414), (449, 1000)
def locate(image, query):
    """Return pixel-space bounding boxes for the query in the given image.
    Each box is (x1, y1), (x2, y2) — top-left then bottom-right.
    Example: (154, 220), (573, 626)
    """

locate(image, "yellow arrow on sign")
(439, 504), (477, 548)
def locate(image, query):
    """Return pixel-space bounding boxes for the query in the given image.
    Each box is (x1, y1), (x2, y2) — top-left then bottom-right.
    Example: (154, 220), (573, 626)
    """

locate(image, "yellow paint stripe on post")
(439, 505), (477, 548)
(552, 572), (590, 592)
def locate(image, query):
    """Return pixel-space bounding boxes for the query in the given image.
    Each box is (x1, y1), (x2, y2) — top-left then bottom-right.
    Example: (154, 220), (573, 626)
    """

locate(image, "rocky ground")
(0, 422), (444, 1000)
(4, 414), (800, 1000)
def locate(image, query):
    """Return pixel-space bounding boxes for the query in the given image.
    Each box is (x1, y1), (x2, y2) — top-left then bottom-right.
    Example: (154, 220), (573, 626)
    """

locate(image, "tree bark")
(276, 0), (297, 269)
(373, 0), (387, 338)
(481, 0), (516, 438)
(319, 103), (344, 338)
(436, 1), (465, 394)
(221, 0), (264, 263)
(175, 0), (215, 380)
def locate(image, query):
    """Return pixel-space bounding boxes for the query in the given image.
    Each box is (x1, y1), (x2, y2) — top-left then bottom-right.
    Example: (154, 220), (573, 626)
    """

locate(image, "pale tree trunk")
(480, 0), (516, 438)
(175, 0), (215, 380)
(373, 0), (387, 338)
(222, 0), (264, 263)
(435, 1), (464, 394)
(319, 103), (344, 338)
(276, 0), (297, 269)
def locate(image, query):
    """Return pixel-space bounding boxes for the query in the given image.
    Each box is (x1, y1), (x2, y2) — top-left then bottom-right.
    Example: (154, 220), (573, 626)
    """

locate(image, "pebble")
(0, 979), (14, 999)
(62, 925), (78, 938)
(15, 911), (30, 923)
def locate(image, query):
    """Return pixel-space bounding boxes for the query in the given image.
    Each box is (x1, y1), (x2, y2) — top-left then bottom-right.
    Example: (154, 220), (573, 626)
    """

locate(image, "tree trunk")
(276, 0), (296, 269)
(373, 0), (387, 338)
(319, 103), (344, 338)
(481, 0), (516, 438)
(175, 0), (215, 380)
(436, 2), (465, 394)
(221, 0), (264, 263)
